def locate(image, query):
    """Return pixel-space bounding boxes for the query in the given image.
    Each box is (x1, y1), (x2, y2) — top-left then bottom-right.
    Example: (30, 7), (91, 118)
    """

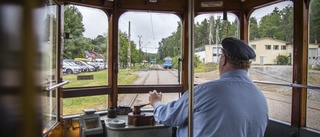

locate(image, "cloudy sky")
(78, 1), (292, 53)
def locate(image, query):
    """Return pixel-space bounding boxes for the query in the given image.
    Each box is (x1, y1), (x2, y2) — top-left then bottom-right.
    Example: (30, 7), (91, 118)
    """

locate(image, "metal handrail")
(253, 80), (320, 90)
(43, 80), (69, 92)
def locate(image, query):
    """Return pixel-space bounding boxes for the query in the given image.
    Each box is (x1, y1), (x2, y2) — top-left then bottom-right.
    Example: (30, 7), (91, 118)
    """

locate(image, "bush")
(275, 54), (289, 65)
(195, 62), (218, 72)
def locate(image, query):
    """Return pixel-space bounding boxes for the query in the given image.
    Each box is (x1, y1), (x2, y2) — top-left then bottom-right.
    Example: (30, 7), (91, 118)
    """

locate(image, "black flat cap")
(221, 37), (256, 60)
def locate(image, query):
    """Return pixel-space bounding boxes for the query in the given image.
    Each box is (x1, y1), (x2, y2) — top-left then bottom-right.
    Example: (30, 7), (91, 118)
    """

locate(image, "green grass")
(62, 69), (138, 115)
(63, 70), (108, 88)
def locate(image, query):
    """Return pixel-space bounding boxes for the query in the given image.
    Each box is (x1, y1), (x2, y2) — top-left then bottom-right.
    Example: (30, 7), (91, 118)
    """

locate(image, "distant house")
(204, 44), (222, 63)
(89, 50), (105, 61)
(200, 38), (319, 65)
(249, 38), (292, 65)
(84, 50), (92, 61)
(309, 43), (320, 64)
(195, 51), (205, 63)
(249, 38), (320, 65)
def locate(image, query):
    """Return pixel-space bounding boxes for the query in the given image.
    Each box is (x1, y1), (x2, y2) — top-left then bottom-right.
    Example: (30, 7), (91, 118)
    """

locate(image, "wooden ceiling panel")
(58, 0), (113, 10)
(118, 0), (187, 12)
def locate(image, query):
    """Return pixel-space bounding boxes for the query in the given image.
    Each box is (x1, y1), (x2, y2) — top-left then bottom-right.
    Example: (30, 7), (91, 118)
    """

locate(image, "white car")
(62, 62), (81, 74)
(95, 59), (107, 70)
(79, 61), (95, 72)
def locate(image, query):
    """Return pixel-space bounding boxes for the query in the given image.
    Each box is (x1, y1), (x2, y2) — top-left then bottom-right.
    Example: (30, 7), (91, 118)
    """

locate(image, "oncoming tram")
(163, 57), (173, 69)
(1, 0), (320, 137)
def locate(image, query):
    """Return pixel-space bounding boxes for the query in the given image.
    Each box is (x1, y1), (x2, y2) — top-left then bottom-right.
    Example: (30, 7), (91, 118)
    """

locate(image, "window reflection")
(41, 0), (58, 133)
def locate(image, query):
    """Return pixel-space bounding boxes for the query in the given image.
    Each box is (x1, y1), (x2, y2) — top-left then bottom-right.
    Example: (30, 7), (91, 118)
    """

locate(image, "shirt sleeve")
(153, 92), (189, 127)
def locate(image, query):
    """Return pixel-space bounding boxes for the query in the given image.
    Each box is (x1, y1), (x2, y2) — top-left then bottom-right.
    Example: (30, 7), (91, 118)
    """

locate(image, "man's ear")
(221, 56), (227, 66)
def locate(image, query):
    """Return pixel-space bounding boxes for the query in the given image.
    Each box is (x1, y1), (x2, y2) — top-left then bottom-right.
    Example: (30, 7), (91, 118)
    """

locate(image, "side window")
(265, 45), (271, 50)
(308, 0), (320, 131)
(249, 1), (293, 123)
(41, 0), (59, 133)
(251, 44), (256, 50)
(281, 45), (287, 50)
(62, 5), (109, 115)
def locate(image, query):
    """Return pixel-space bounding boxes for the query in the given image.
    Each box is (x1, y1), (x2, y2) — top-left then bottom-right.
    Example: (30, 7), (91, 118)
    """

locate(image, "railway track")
(128, 64), (160, 107)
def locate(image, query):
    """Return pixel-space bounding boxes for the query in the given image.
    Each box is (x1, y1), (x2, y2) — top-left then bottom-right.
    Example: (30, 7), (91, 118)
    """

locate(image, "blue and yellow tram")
(163, 57), (173, 69)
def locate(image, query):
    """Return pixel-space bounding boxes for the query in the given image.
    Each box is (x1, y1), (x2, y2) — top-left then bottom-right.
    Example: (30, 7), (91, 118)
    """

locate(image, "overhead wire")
(149, 13), (157, 52)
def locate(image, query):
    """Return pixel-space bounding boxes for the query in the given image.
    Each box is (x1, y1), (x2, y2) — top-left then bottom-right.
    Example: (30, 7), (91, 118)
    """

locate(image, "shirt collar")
(220, 69), (248, 79)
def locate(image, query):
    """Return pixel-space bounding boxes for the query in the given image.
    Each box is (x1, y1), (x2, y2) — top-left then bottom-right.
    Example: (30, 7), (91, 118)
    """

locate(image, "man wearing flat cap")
(149, 37), (268, 137)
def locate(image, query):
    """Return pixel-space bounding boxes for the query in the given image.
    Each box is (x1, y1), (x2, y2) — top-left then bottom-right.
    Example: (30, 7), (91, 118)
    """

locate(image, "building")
(199, 37), (319, 65)
(204, 44), (222, 63)
(195, 51), (205, 63)
(249, 38), (292, 65)
(309, 43), (320, 64)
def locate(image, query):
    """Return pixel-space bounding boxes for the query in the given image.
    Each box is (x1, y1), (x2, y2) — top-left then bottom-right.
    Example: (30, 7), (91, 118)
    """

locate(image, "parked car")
(62, 62), (81, 74)
(65, 59), (88, 72)
(79, 61), (95, 72)
(95, 59), (107, 69)
(87, 62), (99, 71)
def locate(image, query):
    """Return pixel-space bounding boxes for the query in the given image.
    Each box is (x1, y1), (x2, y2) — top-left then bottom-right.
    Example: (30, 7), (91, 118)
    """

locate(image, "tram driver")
(149, 37), (269, 137)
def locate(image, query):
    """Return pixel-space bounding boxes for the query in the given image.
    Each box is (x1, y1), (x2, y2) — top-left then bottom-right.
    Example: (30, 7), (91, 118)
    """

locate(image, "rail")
(253, 80), (320, 90)
(43, 80), (69, 92)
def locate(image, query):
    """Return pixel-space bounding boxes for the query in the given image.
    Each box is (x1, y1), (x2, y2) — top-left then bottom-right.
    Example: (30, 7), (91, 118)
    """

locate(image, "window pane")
(249, 1), (293, 123)
(41, 1), (58, 133)
(62, 5), (108, 88)
(62, 5), (109, 115)
(194, 13), (239, 85)
(63, 95), (108, 115)
(307, 0), (320, 131)
(117, 12), (181, 106)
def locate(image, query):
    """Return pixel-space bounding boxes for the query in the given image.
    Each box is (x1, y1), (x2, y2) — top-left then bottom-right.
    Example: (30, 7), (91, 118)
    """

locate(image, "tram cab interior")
(1, 0), (320, 137)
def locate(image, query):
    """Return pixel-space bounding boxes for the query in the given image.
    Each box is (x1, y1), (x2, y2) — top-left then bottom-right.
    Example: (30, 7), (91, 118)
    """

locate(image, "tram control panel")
(79, 109), (104, 137)
(102, 104), (172, 137)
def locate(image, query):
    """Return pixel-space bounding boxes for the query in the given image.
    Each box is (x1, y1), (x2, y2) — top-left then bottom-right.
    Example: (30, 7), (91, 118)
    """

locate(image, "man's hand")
(149, 90), (162, 107)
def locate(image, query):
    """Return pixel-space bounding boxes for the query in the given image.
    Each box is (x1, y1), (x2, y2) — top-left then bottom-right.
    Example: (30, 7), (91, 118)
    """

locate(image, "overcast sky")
(78, 1), (292, 53)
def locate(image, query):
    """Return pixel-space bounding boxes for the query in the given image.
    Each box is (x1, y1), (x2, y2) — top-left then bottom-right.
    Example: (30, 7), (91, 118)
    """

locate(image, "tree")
(259, 7), (282, 39)
(280, 6), (293, 43)
(158, 21), (182, 61)
(91, 34), (108, 61)
(64, 5), (85, 37)
(118, 31), (139, 67)
(63, 5), (86, 59)
(249, 17), (260, 40)
(310, 0), (320, 44)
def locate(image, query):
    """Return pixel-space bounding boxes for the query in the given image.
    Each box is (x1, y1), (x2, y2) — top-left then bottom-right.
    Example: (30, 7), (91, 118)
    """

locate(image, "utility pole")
(209, 16), (213, 63)
(138, 35), (142, 65)
(216, 16), (220, 63)
(127, 21), (131, 74)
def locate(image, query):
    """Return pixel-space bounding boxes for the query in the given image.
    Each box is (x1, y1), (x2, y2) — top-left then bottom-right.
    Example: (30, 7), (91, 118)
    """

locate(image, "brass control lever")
(132, 103), (149, 115)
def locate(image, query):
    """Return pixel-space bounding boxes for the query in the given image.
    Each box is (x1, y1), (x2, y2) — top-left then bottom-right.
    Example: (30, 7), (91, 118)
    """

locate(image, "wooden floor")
(64, 119), (80, 137)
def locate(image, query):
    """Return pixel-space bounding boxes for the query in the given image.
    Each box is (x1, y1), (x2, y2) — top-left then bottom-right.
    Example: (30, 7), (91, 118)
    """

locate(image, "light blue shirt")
(153, 69), (269, 137)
